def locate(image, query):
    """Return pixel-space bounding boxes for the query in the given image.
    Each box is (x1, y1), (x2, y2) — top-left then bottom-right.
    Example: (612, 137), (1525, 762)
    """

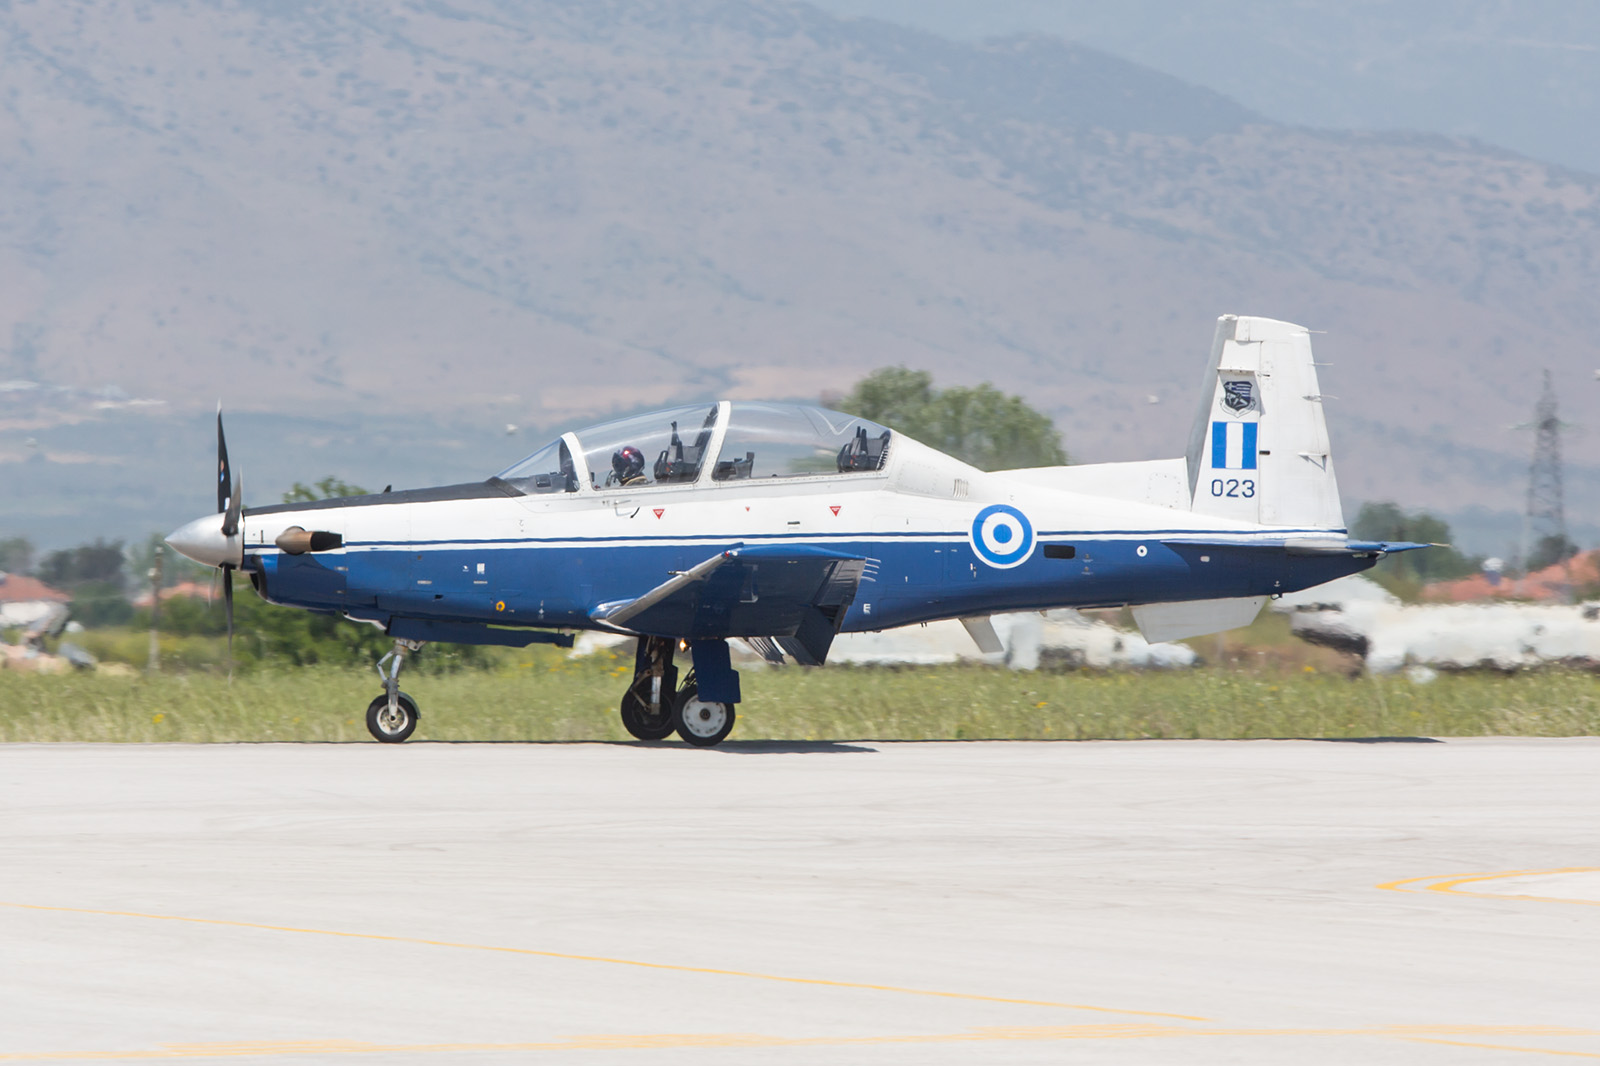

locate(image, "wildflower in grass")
(151, 713), (165, 724)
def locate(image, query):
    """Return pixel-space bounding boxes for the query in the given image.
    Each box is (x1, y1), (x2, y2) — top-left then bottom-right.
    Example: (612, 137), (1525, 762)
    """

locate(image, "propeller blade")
(223, 564), (234, 667)
(221, 472), (242, 538)
(216, 405), (232, 516)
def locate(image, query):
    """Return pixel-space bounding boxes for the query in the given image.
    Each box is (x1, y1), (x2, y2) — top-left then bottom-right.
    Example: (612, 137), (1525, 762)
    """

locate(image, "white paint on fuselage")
(246, 434), (1308, 563)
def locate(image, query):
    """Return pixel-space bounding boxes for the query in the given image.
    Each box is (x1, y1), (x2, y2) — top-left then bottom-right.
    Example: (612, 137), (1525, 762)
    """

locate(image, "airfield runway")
(1, 739), (1597, 1064)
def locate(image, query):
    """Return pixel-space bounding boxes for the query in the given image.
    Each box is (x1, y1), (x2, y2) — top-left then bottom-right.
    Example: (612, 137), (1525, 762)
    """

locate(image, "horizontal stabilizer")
(1346, 540), (1434, 555)
(1160, 537), (1432, 558)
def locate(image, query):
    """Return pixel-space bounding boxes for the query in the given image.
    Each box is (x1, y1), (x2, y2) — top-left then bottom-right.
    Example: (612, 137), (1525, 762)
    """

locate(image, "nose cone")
(166, 513), (243, 568)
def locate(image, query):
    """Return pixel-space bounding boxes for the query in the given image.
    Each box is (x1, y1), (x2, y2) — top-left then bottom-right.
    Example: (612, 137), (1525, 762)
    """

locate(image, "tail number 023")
(1210, 478), (1256, 499)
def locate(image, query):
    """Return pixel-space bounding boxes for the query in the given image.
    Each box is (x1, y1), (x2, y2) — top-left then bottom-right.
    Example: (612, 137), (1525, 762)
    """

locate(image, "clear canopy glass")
(497, 403), (891, 494)
(574, 404), (720, 490)
(495, 437), (579, 494)
(713, 403), (891, 481)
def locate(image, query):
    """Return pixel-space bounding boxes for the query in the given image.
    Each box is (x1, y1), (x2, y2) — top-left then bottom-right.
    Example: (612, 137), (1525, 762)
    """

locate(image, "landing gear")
(366, 691), (418, 743)
(368, 639), (424, 743)
(619, 636), (678, 741)
(673, 679), (736, 747)
(619, 638), (739, 746)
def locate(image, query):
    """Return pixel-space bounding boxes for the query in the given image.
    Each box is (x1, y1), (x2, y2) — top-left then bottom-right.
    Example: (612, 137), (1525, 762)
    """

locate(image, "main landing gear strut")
(367, 638), (424, 743)
(619, 636), (737, 747)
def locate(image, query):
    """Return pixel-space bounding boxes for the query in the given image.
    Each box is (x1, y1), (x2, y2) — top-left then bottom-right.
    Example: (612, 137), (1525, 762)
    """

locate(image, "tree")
(836, 368), (1067, 471)
(0, 536), (33, 575)
(36, 539), (126, 590)
(1351, 502), (1480, 589)
(239, 475), (483, 671)
(1526, 533), (1579, 573)
(68, 581), (135, 627)
(282, 477), (368, 504)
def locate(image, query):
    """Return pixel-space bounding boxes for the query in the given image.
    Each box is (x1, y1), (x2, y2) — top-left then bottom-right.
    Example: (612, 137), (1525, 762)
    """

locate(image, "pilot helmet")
(612, 446), (645, 481)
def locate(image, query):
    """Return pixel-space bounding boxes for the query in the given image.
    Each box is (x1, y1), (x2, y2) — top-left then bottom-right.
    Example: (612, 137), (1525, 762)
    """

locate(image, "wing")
(590, 544), (868, 664)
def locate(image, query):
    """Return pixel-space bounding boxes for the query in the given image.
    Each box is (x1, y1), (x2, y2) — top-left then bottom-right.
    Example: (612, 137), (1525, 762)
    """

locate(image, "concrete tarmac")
(1, 738), (1598, 1064)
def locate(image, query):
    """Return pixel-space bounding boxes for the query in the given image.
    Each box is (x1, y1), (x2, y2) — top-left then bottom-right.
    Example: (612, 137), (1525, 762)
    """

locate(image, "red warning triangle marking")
(653, 508), (665, 519)
(829, 505), (841, 516)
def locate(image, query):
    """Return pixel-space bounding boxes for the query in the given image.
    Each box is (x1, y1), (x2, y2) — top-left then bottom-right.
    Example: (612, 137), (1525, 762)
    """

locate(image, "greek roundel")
(969, 504), (1035, 569)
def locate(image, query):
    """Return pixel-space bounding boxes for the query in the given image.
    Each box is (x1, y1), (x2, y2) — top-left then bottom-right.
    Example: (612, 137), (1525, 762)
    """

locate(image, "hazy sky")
(809, 0), (1600, 175)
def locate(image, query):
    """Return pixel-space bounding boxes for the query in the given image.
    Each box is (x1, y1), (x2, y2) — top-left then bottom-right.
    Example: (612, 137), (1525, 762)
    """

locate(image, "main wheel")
(366, 692), (419, 743)
(673, 683), (736, 747)
(620, 690), (677, 741)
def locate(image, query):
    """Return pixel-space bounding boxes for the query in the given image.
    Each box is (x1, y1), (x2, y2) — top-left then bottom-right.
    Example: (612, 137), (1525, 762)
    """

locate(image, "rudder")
(1184, 315), (1344, 531)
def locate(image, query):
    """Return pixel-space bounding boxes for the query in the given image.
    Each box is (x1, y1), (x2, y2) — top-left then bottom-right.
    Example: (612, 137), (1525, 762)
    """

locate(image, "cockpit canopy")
(495, 402), (892, 495)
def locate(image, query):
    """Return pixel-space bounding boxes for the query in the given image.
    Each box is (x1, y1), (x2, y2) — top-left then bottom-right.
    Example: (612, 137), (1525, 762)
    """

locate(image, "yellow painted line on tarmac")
(0, 900), (1207, 1022)
(1401, 1037), (1600, 1059)
(4, 1025), (1600, 1061)
(1377, 867), (1600, 907)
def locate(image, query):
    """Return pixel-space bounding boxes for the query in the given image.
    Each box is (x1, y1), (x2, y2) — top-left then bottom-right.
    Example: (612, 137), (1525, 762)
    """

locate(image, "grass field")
(2, 644), (1596, 743)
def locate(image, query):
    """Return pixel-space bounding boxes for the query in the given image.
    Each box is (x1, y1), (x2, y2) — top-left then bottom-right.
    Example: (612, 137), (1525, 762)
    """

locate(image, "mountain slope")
(1, 0), (1596, 549)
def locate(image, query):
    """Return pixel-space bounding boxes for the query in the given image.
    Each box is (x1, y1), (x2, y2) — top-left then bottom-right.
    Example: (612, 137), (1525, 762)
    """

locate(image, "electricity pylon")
(1518, 369), (1568, 570)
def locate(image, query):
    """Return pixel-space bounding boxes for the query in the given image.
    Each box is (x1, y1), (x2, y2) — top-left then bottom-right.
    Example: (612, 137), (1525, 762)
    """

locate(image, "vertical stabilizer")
(1185, 316), (1344, 531)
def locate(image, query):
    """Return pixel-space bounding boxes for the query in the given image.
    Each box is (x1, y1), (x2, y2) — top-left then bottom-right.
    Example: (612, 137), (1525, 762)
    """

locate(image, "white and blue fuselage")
(168, 316), (1422, 743)
(242, 430), (1372, 639)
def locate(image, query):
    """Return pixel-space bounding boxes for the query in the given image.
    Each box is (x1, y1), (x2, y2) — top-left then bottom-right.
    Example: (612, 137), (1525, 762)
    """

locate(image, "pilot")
(611, 445), (648, 486)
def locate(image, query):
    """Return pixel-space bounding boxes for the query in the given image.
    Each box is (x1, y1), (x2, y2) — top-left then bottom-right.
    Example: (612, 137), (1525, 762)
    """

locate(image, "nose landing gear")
(367, 638), (425, 743)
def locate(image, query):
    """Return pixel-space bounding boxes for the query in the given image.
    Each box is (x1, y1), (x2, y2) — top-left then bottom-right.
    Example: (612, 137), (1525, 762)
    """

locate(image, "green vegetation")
(2, 650), (1595, 743)
(101, 576), (491, 672)
(0, 536), (35, 574)
(1351, 502), (1480, 599)
(1527, 532), (1581, 573)
(282, 477), (369, 504)
(837, 367), (1067, 471)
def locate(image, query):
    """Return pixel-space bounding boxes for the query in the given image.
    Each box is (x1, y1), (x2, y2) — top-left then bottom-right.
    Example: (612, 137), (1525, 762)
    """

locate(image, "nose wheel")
(366, 691), (419, 742)
(674, 681), (736, 747)
(368, 638), (424, 743)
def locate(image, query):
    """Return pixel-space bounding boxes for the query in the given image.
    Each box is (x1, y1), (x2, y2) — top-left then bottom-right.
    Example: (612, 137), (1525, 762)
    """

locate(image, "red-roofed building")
(131, 580), (213, 609)
(1424, 549), (1600, 603)
(0, 572), (71, 629)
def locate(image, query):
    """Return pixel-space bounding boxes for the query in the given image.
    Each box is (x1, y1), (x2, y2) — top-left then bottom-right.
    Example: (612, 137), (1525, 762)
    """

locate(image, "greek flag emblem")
(1211, 421), (1258, 470)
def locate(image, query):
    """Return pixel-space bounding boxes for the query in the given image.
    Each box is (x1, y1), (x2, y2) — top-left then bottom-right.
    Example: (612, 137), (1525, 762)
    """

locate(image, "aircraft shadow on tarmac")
(1309, 736), (1444, 744)
(399, 739), (880, 753)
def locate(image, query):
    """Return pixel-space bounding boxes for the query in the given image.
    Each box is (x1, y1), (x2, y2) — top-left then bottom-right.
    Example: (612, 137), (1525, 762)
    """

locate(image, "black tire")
(673, 682), (736, 747)
(620, 689), (677, 741)
(366, 692), (419, 743)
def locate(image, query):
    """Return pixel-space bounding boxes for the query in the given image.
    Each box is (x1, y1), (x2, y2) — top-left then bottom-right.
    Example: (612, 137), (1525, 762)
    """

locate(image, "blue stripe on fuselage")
(253, 536), (1380, 639)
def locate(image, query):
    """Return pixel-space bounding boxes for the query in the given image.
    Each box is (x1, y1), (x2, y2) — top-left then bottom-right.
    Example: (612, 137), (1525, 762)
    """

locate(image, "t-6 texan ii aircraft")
(167, 315), (1424, 746)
